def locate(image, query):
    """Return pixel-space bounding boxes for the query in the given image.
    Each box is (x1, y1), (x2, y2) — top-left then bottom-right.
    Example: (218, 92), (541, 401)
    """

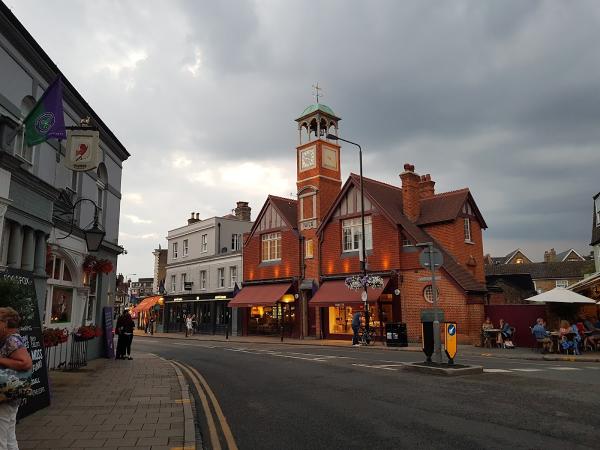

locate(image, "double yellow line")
(171, 361), (238, 450)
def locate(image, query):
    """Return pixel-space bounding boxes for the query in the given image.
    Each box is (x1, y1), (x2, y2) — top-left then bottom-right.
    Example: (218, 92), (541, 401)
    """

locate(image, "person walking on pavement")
(115, 310), (127, 359)
(120, 310), (135, 360)
(149, 313), (155, 336)
(351, 310), (362, 346)
(0, 307), (33, 450)
(185, 314), (193, 337)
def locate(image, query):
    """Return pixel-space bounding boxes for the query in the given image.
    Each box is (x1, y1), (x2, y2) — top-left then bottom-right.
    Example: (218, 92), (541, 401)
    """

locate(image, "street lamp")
(326, 133), (370, 333)
(57, 197), (106, 252)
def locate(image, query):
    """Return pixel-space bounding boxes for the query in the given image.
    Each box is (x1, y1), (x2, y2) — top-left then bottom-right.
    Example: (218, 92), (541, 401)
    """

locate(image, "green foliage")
(0, 278), (36, 326)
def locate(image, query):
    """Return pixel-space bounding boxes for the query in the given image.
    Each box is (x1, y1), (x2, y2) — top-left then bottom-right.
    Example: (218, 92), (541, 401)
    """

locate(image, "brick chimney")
(544, 248), (556, 262)
(235, 201), (251, 221)
(400, 163), (421, 221)
(419, 174), (435, 199)
(187, 212), (200, 225)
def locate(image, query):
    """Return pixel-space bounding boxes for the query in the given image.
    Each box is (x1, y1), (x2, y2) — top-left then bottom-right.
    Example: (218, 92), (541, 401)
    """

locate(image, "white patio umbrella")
(525, 287), (597, 304)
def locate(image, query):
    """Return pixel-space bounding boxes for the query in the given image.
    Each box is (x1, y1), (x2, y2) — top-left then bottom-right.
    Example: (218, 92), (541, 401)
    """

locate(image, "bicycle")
(359, 326), (377, 346)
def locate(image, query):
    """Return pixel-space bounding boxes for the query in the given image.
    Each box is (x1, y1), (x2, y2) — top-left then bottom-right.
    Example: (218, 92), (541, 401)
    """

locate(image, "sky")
(6, 0), (600, 279)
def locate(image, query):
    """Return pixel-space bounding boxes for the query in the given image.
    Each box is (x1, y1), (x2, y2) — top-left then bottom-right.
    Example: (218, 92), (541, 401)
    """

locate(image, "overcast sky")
(7, 0), (600, 278)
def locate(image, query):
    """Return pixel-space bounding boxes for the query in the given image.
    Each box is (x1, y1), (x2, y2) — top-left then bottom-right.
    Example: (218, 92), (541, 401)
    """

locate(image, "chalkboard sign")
(103, 306), (114, 359)
(0, 269), (51, 418)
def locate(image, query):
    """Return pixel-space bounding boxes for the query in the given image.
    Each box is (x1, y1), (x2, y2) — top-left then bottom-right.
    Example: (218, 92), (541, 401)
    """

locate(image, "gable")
(505, 250), (531, 265)
(333, 185), (373, 218)
(562, 249), (584, 262)
(256, 204), (285, 232)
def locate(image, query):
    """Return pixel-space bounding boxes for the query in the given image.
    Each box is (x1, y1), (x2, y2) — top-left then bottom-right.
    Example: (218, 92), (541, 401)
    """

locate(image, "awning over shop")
(228, 283), (292, 308)
(310, 278), (390, 307)
(130, 296), (163, 313)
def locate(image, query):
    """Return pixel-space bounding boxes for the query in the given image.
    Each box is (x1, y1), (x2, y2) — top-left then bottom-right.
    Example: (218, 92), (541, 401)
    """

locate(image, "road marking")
(171, 361), (221, 450)
(585, 366), (600, 370)
(548, 366), (580, 371)
(511, 368), (542, 372)
(483, 368), (511, 373)
(351, 363), (401, 371)
(172, 342), (217, 348)
(184, 363), (239, 450)
(270, 353), (328, 362)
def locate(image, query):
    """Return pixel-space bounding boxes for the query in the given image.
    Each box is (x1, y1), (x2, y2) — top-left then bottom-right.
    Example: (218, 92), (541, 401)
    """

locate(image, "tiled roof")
(417, 189), (487, 228)
(269, 195), (298, 229)
(348, 175), (487, 293)
(485, 260), (595, 279)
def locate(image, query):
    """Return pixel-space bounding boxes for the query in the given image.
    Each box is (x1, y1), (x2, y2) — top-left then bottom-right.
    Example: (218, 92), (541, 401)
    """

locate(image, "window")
(51, 288), (73, 323)
(342, 216), (372, 252)
(515, 258), (524, 264)
(200, 270), (207, 289)
(555, 280), (569, 288)
(96, 163), (108, 223)
(596, 197), (600, 226)
(15, 95), (36, 164)
(464, 218), (472, 242)
(261, 232), (282, 261)
(172, 242), (178, 258)
(230, 266), (237, 287)
(183, 239), (189, 256)
(46, 254), (75, 324)
(171, 275), (176, 292)
(232, 234), (241, 251)
(218, 268), (225, 288)
(305, 239), (314, 259)
(201, 234), (208, 253)
(181, 273), (187, 290)
(423, 285), (440, 304)
(402, 236), (411, 247)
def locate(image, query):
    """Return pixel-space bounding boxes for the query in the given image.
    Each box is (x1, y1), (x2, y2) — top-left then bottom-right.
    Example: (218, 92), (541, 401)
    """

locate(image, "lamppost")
(57, 197), (106, 252)
(416, 242), (443, 364)
(326, 133), (371, 333)
(126, 273), (137, 309)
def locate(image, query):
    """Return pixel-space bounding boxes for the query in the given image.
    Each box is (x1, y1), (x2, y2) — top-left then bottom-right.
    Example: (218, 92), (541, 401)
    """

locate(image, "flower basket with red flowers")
(82, 255), (114, 275)
(74, 325), (101, 341)
(42, 328), (69, 348)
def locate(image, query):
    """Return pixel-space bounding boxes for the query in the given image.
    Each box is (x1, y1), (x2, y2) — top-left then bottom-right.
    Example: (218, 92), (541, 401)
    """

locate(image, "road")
(135, 337), (600, 450)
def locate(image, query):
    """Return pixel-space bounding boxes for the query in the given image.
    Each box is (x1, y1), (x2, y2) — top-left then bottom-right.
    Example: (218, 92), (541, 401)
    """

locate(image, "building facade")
(233, 103), (488, 343)
(163, 203), (253, 334)
(0, 2), (129, 359)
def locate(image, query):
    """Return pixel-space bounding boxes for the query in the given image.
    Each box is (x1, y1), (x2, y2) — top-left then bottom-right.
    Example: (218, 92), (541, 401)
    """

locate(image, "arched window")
(46, 253), (75, 324)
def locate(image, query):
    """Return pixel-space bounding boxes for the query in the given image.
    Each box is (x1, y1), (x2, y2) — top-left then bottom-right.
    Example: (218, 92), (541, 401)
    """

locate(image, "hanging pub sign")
(0, 269), (51, 419)
(65, 127), (100, 172)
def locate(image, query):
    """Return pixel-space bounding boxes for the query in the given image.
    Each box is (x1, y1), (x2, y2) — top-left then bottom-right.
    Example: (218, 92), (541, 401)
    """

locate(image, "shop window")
(342, 216), (372, 252)
(51, 287), (72, 323)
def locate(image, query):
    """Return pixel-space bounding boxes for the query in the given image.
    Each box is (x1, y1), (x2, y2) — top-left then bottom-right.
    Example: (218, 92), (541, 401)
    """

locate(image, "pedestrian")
(149, 313), (155, 336)
(191, 314), (197, 335)
(120, 310), (135, 360)
(351, 310), (362, 346)
(185, 314), (193, 337)
(115, 310), (126, 359)
(0, 307), (33, 450)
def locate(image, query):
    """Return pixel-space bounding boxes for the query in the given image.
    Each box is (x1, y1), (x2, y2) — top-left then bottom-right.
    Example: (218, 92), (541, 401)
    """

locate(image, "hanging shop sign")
(0, 269), (51, 418)
(65, 127), (100, 172)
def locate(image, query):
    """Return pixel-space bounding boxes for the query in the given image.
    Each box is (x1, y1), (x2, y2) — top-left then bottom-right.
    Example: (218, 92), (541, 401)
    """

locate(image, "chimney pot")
(403, 163), (412, 172)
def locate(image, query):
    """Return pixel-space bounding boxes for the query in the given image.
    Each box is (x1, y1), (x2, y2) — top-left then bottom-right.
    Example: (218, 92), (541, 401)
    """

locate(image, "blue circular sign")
(448, 324), (456, 336)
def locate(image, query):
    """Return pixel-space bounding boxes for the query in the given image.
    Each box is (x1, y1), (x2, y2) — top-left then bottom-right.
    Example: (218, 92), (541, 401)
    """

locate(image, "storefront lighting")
(281, 294), (295, 303)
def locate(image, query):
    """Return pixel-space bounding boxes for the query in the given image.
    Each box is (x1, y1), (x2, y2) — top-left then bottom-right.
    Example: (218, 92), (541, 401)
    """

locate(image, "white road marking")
(172, 342), (216, 348)
(351, 363), (400, 371)
(511, 368), (542, 372)
(548, 366), (581, 371)
(585, 366), (600, 370)
(483, 368), (511, 373)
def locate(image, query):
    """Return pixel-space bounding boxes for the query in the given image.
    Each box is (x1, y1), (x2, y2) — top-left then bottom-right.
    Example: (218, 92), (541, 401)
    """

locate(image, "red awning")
(310, 278), (390, 307)
(131, 296), (162, 313)
(228, 283), (292, 308)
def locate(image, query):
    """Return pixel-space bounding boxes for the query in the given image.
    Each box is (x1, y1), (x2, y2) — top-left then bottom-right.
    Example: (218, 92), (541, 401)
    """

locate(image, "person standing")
(115, 310), (127, 359)
(185, 315), (193, 337)
(351, 310), (362, 346)
(149, 313), (155, 336)
(120, 310), (135, 360)
(0, 307), (33, 450)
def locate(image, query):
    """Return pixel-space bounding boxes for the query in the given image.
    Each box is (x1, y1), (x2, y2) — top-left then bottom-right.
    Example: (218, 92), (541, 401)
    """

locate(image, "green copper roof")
(299, 103), (337, 118)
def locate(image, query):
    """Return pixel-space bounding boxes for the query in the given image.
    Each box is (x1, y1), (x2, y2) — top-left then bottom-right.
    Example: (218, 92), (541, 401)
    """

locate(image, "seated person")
(531, 318), (551, 352)
(559, 320), (580, 355)
(582, 316), (600, 346)
(481, 317), (494, 346)
(498, 319), (514, 348)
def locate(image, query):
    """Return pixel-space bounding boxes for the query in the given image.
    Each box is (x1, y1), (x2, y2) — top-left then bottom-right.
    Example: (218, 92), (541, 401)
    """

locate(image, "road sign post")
(418, 243), (444, 364)
(445, 322), (457, 365)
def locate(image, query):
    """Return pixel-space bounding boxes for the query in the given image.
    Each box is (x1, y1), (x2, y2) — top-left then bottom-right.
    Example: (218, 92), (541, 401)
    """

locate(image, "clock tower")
(295, 102), (342, 279)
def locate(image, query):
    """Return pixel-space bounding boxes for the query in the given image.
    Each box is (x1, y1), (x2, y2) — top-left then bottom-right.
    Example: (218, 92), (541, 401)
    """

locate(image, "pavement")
(135, 329), (600, 363)
(15, 352), (196, 450)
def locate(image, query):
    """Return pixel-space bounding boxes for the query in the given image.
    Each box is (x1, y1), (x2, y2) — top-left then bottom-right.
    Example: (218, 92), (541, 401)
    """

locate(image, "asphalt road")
(135, 337), (600, 450)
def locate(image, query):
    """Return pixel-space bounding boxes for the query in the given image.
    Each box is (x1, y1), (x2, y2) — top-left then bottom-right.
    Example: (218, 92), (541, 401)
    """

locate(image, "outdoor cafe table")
(550, 331), (578, 353)
(483, 328), (501, 348)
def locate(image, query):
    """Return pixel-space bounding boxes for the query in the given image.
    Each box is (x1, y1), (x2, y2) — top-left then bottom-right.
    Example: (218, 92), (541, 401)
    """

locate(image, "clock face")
(322, 146), (338, 170)
(300, 147), (316, 170)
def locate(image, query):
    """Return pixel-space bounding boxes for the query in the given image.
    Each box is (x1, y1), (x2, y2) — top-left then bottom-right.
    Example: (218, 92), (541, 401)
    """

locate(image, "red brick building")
(232, 103), (488, 343)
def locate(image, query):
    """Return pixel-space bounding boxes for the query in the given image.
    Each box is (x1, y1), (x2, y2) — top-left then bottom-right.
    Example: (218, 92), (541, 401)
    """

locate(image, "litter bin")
(385, 322), (408, 347)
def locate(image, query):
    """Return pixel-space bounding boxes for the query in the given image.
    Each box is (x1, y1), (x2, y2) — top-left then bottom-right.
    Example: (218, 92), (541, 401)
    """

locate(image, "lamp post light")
(58, 197), (106, 252)
(326, 133), (370, 333)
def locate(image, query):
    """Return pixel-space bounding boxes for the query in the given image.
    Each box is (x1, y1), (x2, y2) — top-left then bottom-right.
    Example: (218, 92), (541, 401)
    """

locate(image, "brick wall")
(534, 277), (585, 293)
(243, 228), (300, 281)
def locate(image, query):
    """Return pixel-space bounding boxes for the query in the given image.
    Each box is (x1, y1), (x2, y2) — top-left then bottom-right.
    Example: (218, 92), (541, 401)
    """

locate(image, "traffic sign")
(445, 322), (457, 363)
(419, 247), (443, 269)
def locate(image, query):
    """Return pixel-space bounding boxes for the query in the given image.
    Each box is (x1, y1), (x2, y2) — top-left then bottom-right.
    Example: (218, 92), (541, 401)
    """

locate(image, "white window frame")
(201, 234), (208, 253)
(305, 239), (314, 259)
(555, 280), (569, 288)
(261, 232), (282, 262)
(464, 218), (472, 243)
(170, 275), (176, 292)
(172, 242), (178, 259)
(230, 266), (237, 287)
(200, 270), (207, 289)
(183, 239), (189, 257)
(181, 273), (187, 291)
(232, 234), (241, 251)
(218, 268), (225, 288)
(342, 216), (372, 252)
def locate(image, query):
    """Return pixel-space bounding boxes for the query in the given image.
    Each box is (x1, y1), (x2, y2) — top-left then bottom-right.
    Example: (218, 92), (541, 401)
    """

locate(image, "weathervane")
(312, 82), (323, 103)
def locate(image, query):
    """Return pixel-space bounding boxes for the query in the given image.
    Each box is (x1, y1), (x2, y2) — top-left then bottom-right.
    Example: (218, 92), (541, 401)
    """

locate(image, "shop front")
(228, 282), (300, 338)
(130, 296), (164, 332)
(163, 293), (232, 335)
(310, 278), (396, 340)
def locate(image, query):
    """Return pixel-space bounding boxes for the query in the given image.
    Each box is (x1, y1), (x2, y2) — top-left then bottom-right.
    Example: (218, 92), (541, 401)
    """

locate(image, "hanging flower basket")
(344, 275), (385, 291)
(82, 255), (113, 275)
(42, 328), (69, 348)
(74, 325), (102, 341)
